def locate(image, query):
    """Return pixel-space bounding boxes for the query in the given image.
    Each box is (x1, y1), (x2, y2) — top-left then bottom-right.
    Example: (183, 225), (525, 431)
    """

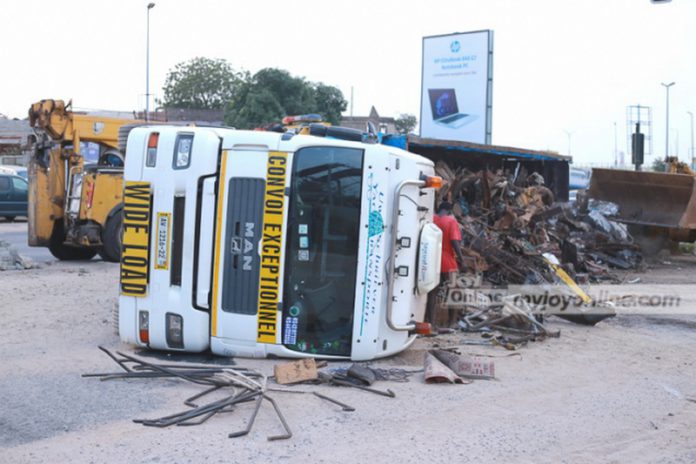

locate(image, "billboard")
(420, 30), (493, 144)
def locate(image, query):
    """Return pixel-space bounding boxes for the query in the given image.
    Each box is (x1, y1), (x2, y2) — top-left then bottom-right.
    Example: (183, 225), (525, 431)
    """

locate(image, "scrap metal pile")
(430, 161), (641, 341)
(84, 347), (421, 440)
(84, 347), (293, 439)
(435, 161), (642, 285)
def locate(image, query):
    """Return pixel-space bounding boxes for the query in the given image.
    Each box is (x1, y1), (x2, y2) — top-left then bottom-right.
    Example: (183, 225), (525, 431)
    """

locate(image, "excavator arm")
(27, 99), (143, 260)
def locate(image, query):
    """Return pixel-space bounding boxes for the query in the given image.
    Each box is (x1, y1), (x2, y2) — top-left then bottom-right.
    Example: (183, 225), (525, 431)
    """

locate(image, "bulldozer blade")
(588, 168), (696, 230)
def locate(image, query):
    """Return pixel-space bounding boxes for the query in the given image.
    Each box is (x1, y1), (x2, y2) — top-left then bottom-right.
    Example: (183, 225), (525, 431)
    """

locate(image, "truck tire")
(4, 216), (16, 222)
(100, 211), (123, 263)
(49, 221), (97, 261)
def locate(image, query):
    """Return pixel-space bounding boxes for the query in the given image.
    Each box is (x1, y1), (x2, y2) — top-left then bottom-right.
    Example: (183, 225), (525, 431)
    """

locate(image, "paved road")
(0, 218), (57, 264)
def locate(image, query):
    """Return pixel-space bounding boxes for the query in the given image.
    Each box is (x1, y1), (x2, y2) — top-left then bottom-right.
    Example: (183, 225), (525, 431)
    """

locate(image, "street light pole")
(563, 129), (573, 158)
(688, 111), (695, 170)
(661, 81), (675, 159)
(146, 2), (156, 121)
(613, 122), (618, 166)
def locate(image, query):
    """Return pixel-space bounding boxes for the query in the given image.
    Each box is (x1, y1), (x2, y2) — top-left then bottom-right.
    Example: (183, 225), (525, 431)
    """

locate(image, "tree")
(225, 68), (346, 129)
(312, 84), (347, 125)
(162, 57), (241, 109)
(228, 88), (285, 130)
(395, 113), (417, 134)
(651, 158), (667, 172)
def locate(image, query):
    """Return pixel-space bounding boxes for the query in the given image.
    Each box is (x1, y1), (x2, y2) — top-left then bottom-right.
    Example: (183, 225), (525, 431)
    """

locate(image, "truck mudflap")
(588, 168), (696, 229)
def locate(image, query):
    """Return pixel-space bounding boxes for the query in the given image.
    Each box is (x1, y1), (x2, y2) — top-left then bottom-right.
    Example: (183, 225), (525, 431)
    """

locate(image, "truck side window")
(0, 177), (10, 192)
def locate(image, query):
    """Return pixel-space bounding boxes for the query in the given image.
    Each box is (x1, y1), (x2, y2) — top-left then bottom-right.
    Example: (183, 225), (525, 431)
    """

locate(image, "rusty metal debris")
(453, 292), (565, 349)
(85, 347), (296, 440)
(430, 162), (641, 337)
(312, 392), (356, 412)
(423, 350), (496, 384)
(424, 352), (469, 384)
(435, 162), (642, 285)
(85, 349), (409, 439)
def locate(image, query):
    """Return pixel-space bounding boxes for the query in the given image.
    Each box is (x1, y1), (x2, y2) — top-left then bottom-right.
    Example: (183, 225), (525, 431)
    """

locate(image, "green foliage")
(162, 57), (241, 110)
(651, 158), (667, 172)
(225, 68), (347, 129)
(395, 113), (417, 134)
(161, 58), (347, 128)
(312, 84), (347, 125)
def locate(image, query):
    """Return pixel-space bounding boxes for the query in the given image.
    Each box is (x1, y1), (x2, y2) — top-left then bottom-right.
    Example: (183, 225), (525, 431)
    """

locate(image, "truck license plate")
(154, 212), (171, 270)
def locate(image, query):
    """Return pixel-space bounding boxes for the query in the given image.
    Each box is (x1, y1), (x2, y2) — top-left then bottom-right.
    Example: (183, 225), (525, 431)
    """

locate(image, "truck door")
(210, 147), (287, 356)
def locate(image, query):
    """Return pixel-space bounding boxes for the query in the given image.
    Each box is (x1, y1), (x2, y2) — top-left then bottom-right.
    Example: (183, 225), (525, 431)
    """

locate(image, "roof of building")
(341, 106), (395, 124)
(407, 135), (571, 162)
(0, 118), (32, 144)
(142, 108), (225, 125)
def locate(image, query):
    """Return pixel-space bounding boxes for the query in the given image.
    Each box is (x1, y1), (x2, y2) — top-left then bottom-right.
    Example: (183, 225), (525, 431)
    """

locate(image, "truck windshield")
(282, 146), (364, 356)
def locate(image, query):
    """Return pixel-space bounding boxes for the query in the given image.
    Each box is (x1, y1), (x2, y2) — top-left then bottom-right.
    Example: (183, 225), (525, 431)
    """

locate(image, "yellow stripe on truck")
(256, 151), (287, 344)
(211, 152), (229, 337)
(120, 181), (152, 297)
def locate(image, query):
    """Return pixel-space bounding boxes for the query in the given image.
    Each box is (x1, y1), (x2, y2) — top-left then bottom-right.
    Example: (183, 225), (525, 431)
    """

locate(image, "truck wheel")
(100, 212), (123, 263)
(49, 221), (97, 261)
(5, 216), (15, 222)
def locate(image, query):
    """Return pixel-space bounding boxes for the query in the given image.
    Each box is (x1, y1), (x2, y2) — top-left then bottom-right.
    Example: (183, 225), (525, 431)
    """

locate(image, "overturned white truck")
(118, 125), (444, 360)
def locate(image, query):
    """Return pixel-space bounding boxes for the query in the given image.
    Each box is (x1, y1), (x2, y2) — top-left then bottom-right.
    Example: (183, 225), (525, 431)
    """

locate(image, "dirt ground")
(1, 252), (696, 464)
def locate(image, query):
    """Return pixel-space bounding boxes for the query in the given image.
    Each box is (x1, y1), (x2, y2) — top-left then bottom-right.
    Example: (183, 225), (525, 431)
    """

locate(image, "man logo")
(243, 255), (252, 271)
(230, 222), (256, 270)
(450, 40), (460, 53)
(230, 237), (242, 255)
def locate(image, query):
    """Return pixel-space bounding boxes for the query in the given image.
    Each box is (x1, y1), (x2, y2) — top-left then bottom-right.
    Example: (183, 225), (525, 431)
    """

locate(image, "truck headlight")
(166, 313), (184, 348)
(173, 133), (193, 169)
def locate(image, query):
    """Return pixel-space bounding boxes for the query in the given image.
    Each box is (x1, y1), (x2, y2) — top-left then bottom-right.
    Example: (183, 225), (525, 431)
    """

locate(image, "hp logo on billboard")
(450, 40), (460, 53)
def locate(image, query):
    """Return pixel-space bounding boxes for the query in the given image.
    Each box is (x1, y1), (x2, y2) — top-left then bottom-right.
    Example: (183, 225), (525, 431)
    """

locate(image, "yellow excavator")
(28, 99), (144, 261)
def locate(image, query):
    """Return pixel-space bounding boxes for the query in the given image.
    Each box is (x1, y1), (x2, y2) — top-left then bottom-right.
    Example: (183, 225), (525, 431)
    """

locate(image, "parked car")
(0, 173), (28, 220)
(0, 165), (28, 179)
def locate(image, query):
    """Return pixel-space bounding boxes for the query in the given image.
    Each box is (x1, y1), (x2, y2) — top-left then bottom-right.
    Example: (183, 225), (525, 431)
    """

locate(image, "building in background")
(341, 106), (396, 134)
(136, 108), (225, 126)
(0, 116), (33, 165)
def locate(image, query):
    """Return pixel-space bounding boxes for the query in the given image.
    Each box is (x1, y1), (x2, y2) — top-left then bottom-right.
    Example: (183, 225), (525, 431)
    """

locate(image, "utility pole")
(563, 130), (573, 158)
(613, 122), (618, 166)
(661, 82), (675, 159)
(688, 111), (695, 170)
(350, 86), (354, 118)
(146, 3), (156, 121)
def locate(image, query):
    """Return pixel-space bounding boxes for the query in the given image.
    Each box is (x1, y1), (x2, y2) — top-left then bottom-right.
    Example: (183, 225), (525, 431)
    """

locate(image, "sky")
(1, 0), (694, 166)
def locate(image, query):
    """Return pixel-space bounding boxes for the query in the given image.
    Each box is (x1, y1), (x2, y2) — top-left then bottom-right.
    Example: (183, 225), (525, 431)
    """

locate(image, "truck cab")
(119, 126), (442, 360)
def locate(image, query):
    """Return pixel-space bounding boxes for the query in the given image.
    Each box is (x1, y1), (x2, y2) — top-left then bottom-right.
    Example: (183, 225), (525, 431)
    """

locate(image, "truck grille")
(221, 178), (265, 315)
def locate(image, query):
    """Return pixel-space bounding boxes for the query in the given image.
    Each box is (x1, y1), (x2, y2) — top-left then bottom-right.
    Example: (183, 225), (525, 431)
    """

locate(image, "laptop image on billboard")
(428, 88), (473, 128)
